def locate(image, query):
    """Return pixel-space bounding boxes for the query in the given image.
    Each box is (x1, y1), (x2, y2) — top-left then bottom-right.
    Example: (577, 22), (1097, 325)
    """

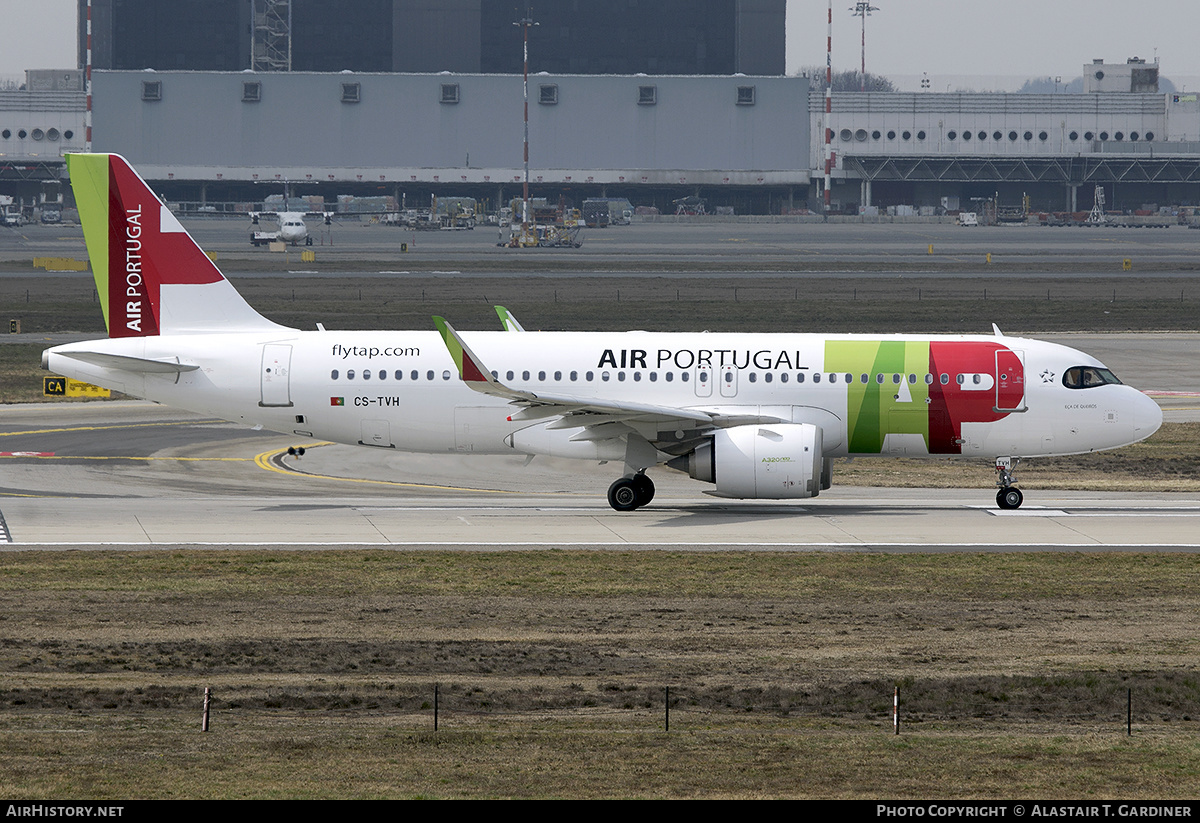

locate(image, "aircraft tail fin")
(67, 153), (288, 337)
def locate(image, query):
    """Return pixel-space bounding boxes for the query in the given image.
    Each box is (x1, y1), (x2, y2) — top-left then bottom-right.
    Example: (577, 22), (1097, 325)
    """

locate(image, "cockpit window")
(1062, 366), (1122, 389)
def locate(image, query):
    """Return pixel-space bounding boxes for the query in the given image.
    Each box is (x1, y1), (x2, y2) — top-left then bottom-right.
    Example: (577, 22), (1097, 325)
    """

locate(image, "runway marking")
(0, 419), (225, 438)
(357, 506), (621, 512)
(253, 445), (519, 495)
(8, 540), (1200, 550)
(0, 454), (248, 462)
(984, 507), (1200, 517)
(0, 509), (11, 542)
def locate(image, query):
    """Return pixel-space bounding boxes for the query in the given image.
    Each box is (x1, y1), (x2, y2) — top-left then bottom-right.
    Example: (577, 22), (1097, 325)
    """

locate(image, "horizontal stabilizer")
(53, 351), (199, 374)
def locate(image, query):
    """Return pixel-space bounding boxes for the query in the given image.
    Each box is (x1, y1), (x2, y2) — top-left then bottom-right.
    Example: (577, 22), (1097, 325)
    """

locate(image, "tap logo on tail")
(67, 153), (225, 338)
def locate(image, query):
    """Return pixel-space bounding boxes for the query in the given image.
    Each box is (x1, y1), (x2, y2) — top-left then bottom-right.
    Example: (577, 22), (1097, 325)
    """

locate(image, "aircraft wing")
(435, 316), (716, 426)
(434, 318), (783, 442)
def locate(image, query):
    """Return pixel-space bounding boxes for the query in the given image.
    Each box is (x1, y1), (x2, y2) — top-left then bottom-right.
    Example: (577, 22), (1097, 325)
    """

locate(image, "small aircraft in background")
(249, 208), (333, 246)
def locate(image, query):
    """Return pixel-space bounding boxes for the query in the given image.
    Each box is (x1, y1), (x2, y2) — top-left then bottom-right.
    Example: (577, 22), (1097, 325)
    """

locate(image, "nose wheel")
(995, 457), (1023, 510)
(607, 472), (655, 512)
(996, 487), (1023, 510)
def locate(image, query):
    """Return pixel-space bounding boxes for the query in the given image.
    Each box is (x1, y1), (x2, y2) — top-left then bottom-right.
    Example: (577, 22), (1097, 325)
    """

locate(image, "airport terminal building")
(62, 66), (1200, 214)
(3, 1), (1200, 215)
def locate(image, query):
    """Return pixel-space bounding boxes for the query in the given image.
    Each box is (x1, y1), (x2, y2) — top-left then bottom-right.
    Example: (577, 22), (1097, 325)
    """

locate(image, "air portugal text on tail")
(66, 153), (279, 338)
(45, 154), (1164, 512)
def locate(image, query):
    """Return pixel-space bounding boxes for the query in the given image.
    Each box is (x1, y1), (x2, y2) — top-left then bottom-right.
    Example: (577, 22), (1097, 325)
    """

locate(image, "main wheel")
(607, 478), (640, 512)
(996, 487), (1023, 510)
(632, 473), (655, 507)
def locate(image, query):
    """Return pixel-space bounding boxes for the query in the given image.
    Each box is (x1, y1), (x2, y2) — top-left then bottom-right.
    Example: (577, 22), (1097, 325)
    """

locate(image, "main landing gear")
(995, 457), (1023, 510)
(607, 471), (655, 512)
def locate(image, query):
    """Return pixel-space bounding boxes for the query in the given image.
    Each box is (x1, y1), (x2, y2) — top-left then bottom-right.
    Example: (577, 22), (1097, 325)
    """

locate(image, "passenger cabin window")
(1063, 366), (1122, 389)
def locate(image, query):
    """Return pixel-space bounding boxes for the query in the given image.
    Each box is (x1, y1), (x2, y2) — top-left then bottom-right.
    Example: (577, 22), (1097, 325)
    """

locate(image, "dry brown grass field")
(2, 550), (1199, 798)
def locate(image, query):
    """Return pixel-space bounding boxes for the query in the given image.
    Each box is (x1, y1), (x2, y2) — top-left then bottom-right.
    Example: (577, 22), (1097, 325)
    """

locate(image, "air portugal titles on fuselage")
(596, 346), (806, 371)
(121, 204), (147, 334)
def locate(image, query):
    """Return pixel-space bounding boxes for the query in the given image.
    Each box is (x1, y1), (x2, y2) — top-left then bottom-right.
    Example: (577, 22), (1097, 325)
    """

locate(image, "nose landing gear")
(995, 457), (1023, 510)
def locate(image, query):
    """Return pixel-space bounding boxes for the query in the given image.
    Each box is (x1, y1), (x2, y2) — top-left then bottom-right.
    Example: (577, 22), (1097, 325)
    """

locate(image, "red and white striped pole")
(893, 685), (899, 734)
(85, 0), (93, 151)
(516, 12), (537, 232)
(823, 0), (832, 215)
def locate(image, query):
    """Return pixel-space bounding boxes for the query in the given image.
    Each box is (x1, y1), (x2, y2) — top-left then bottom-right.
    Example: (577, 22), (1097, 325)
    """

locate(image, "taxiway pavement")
(2, 396), (1198, 550)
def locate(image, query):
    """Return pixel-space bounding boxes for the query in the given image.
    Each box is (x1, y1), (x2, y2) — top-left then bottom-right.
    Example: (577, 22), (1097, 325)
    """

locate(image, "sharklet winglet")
(434, 316), (523, 398)
(494, 305), (526, 332)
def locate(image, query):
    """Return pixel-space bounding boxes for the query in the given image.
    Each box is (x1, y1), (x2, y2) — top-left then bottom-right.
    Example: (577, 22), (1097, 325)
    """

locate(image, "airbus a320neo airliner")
(43, 155), (1162, 511)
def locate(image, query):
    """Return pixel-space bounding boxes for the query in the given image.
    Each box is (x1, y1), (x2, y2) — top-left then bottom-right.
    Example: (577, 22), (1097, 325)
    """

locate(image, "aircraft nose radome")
(1135, 389), (1163, 440)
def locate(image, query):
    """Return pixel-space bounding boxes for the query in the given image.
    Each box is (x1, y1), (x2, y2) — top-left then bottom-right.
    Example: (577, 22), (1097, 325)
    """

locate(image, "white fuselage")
(46, 329), (1162, 463)
(277, 214), (307, 245)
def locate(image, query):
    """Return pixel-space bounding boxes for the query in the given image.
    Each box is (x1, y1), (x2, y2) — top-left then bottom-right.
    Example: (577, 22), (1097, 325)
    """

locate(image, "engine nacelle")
(667, 423), (824, 499)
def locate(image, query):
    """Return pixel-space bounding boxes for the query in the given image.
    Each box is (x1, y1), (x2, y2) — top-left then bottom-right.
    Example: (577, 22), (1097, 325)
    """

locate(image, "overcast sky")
(3, 0), (1200, 92)
(788, 0), (1200, 91)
